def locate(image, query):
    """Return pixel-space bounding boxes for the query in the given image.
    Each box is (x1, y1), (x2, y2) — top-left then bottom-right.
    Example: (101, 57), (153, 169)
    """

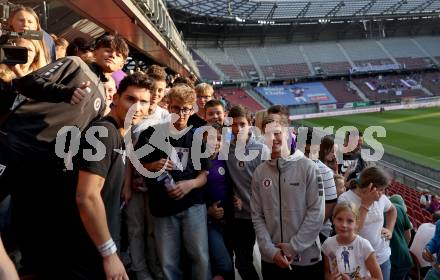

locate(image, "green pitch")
(295, 107), (440, 170)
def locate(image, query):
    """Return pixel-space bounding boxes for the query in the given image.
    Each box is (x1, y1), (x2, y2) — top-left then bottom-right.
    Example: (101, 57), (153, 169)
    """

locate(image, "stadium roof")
(167, 0), (440, 24)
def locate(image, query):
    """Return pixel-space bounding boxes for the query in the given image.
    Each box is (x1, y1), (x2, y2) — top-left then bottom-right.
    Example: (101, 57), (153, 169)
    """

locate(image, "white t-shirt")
(314, 160), (337, 237)
(410, 222), (436, 268)
(322, 235), (375, 280)
(132, 106), (170, 142)
(338, 190), (392, 264)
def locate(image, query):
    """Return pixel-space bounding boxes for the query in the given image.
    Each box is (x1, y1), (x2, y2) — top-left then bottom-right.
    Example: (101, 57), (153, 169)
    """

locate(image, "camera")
(0, 29), (44, 65)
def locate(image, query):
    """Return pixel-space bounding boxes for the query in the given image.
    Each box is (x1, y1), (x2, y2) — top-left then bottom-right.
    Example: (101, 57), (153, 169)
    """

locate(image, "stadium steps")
(193, 49), (225, 80)
(348, 81), (369, 101)
(246, 49), (265, 80)
(375, 41), (399, 65)
(244, 87), (271, 109)
(420, 86), (434, 96)
(298, 45), (315, 75)
(223, 48), (247, 80)
(336, 43), (355, 68)
(411, 38), (440, 66)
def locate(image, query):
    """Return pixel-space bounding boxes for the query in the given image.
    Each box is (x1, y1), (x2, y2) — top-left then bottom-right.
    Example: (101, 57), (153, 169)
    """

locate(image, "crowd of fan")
(0, 5), (440, 280)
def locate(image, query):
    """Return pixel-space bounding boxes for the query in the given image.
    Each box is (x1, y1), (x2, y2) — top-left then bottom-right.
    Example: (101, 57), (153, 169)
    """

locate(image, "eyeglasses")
(170, 106), (193, 115)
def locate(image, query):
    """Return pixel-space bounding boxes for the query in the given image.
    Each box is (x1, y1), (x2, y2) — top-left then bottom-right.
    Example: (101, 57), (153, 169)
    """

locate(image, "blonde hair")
(334, 174), (345, 184)
(332, 201), (360, 222)
(0, 39), (47, 82)
(24, 39), (47, 72)
(8, 6), (51, 63)
(254, 109), (268, 132)
(195, 83), (214, 97)
(168, 84), (196, 105)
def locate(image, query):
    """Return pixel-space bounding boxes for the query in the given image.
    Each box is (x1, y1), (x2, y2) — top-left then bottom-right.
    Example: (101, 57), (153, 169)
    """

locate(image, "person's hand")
(144, 158), (174, 172)
(168, 180), (193, 200)
(359, 183), (377, 207)
(272, 250), (292, 269)
(381, 228), (392, 240)
(102, 253), (129, 280)
(276, 243), (295, 256)
(208, 201), (224, 219)
(422, 248), (434, 262)
(8, 64), (25, 78)
(70, 81), (91, 104)
(330, 272), (350, 280)
(233, 195), (242, 211)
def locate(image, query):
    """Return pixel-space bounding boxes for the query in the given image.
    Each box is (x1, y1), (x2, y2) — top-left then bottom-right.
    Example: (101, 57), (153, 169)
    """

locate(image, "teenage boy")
(68, 72), (151, 279)
(0, 35), (129, 274)
(188, 83), (213, 128)
(204, 99), (225, 126)
(204, 122), (234, 280)
(226, 105), (265, 280)
(251, 115), (325, 279)
(135, 85), (210, 280)
(125, 64), (169, 280)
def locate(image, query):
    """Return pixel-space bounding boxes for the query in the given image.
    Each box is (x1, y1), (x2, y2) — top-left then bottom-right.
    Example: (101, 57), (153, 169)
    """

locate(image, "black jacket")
(1, 56), (107, 157)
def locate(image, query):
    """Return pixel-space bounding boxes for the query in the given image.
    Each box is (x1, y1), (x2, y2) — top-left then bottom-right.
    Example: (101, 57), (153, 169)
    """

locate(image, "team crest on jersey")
(0, 164), (6, 176)
(238, 161), (245, 168)
(94, 98), (101, 112)
(262, 178), (272, 189)
(218, 166), (225, 176)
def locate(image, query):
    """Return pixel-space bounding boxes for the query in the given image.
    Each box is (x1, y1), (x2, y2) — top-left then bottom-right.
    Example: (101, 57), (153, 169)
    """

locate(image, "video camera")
(0, 3), (43, 65)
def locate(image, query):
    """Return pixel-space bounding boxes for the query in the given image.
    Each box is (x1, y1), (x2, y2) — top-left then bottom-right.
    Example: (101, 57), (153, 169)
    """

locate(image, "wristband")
(360, 205), (369, 212)
(98, 239), (117, 257)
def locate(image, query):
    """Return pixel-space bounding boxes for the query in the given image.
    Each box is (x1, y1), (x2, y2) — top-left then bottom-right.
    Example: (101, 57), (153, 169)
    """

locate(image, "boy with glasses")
(135, 85), (211, 279)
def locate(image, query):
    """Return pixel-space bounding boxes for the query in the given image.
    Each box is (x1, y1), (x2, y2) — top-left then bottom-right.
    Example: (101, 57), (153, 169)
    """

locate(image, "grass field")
(295, 107), (440, 170)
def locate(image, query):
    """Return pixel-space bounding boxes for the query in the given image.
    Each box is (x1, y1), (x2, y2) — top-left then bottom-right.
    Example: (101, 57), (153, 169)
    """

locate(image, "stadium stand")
(224, 48), (259, 80)
(379, 38), (432, 69)
(248, 45), (310, 79)
(340, 40), (393, 67)
(301, 41), (350, 75)
(196, 48), (244, 80)
(216, 88), (264, 113)
(415, 36), (440, 64)
(353, 75), (427, 101)
(387, 181), (433, 229)
(190, 49), (221, 81)
(321, 80), (363, 106)
(421, 72), (440, 96)
(194, 36), (440, 81)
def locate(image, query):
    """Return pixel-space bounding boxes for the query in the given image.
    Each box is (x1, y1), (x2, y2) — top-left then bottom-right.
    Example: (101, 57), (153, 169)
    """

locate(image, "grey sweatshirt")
(226, 135), (266, 219)
(250, 150), (325, 266)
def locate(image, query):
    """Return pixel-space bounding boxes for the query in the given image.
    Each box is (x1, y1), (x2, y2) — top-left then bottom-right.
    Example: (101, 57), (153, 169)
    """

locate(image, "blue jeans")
(208, 221), (233, 279)
(154, 204), (210, 280)
(425, 267), (440, 280)
(380, 259), (391, 280)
